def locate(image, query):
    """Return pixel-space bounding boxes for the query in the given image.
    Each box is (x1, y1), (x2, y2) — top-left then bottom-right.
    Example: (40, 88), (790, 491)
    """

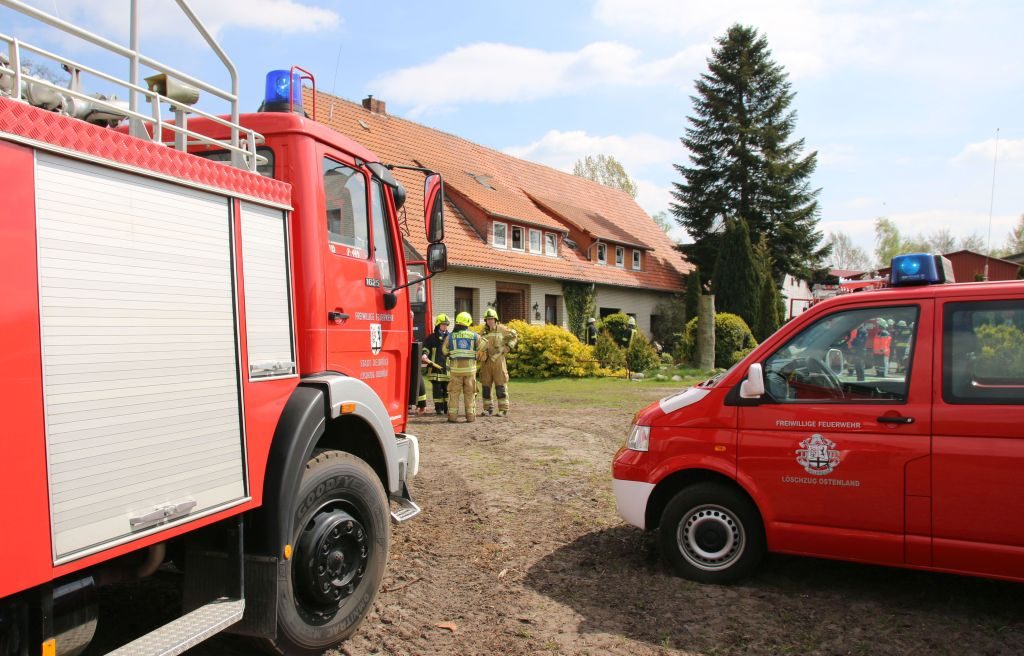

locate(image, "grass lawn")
(511, 369), (707, 411)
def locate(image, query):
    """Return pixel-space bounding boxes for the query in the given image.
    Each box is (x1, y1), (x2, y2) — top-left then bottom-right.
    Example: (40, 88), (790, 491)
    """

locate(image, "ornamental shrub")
(974, 323), (1024, 378)
(626, 330), (659, 373)
(593, 330), (626, 371)
(503, 320), (599, 378)
(598, 312), (632, 347)
(675, 312), (758, 368)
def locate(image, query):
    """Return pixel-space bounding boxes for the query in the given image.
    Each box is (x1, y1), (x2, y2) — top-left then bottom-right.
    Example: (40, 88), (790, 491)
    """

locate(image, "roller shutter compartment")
(35, 153), (247, 561)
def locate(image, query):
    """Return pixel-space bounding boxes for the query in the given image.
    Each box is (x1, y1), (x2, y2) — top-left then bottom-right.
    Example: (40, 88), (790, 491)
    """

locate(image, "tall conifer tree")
(672, 24), (828, 283)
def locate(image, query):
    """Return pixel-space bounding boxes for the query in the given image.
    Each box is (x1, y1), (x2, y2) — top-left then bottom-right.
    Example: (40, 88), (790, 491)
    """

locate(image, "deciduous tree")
(572, 154), (638, 199)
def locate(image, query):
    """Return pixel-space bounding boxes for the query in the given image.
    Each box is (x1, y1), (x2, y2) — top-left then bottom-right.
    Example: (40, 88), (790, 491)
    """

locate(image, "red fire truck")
(0, 1), (446, 654)
(613, 254), (1024, 585)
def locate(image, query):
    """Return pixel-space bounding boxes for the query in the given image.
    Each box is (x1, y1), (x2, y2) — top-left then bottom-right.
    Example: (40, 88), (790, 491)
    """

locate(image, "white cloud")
(24, 0), (340, 39)
(592, 0), (911, 78)
(370, 42), (706, 115)
(503, 129), (680, 173)
(953, 138), (1024, 165)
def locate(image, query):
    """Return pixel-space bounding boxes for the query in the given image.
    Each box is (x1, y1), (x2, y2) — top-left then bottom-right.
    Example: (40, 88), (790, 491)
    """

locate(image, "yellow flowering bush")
(502, 320), (601, 378)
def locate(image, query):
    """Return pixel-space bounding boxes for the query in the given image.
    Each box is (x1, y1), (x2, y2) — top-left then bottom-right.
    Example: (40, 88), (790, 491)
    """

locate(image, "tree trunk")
(697, 295), (716, 371)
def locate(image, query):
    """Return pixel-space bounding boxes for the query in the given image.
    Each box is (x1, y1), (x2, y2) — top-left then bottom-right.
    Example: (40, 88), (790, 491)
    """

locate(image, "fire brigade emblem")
(370, 323), (382, 355)
(796, 434), (840, 476)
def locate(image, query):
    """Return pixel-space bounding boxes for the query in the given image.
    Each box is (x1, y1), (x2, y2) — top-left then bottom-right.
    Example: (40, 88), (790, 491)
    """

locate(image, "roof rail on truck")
(0, 0), (265, 172)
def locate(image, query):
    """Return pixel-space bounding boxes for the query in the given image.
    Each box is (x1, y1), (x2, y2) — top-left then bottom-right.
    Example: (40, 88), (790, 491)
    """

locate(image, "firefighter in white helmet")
(443, 311), (486, 423)
(479, 307), (518, 417)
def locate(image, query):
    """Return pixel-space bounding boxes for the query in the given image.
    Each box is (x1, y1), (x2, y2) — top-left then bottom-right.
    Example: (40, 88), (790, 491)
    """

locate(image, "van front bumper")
(613, 478), (655, 530)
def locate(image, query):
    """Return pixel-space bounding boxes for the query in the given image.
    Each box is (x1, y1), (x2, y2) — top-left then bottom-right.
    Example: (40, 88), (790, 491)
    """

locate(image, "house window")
(596, 243), (607, 265)
(615, 246), (625, 267)
(545, 295), (558, 325)
(632, 249), (642, 271)
(599, 307), (620, 318)
(511, 226), (524, 251)
(529, 229), (542, 254)
(493, 222), (507, 248)
(544, 232), (557, 257)
(454, 287), (474, 316)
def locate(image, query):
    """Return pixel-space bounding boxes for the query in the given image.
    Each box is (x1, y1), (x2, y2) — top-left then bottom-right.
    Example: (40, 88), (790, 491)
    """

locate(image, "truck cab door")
(321, 154), (407, 424)
(736, 301), (934, 566)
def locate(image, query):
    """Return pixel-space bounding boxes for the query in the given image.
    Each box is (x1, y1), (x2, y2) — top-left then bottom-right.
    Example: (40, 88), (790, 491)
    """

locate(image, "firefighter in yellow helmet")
(421, 313), (451, 415)
(442, 311), (486, 423)
(479, 307), (518, 417)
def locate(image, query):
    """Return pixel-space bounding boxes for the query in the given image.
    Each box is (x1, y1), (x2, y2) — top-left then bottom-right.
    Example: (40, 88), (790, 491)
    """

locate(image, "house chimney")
(362, 94), (386, 115)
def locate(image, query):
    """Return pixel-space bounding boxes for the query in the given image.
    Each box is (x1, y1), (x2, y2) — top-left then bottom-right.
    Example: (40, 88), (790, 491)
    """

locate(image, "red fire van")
(613, 254), (1024, 584)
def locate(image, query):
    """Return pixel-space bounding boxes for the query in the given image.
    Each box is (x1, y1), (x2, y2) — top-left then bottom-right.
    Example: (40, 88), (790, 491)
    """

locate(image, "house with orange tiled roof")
(309, 91), (692, 337)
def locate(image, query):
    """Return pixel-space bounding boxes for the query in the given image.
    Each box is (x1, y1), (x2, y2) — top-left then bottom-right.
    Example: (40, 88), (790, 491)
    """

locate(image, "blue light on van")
(263, 70), (302, 111)
(890, 253), (955, 286)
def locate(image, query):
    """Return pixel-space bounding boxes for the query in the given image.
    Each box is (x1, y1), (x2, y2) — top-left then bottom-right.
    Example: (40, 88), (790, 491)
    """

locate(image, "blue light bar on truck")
(262, 69), (303, 112)
(890, 253), (955, 286)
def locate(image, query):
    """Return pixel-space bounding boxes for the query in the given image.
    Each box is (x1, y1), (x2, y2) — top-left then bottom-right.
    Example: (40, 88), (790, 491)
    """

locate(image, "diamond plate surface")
(0, 97), (290, 206)
(106, 598), (244, 656)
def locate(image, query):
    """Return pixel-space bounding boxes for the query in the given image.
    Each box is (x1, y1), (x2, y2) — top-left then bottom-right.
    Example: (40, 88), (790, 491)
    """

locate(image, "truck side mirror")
(740, 363), (765, 398)
(383, 292), (398, 310)
(427, 242), (447, 274)
(424, 174), (444, 243)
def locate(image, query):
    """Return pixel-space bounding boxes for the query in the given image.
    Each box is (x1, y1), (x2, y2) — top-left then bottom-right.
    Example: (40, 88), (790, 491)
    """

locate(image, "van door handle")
(877, 415), (914, 424)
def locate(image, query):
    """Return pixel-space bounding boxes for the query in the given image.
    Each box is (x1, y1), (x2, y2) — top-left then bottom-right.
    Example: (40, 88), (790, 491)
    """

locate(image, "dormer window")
(511, 226), (524, 251)
(529, 229), (542, 254)
(493, 222), (508, 248)
(544, 232), (557, 257)
(615, 246), (625, 267)
(632, 249), (642, 271)
(596, 243), (607, 265)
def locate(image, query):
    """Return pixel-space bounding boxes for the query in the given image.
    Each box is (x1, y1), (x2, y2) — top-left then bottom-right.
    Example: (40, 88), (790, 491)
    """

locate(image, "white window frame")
(510, 225), (525, 251)
(615, 246), (625, 267)
(596, 243), (607, 265)
(493, 221), (508, 249)
(544, 232), (558, 257)
(529, 228), (542, 254)
(632, 249), (642, 271)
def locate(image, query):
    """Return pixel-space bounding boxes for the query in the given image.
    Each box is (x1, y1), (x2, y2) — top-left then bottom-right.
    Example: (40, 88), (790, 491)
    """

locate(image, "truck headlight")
(626, 424), (650, 452)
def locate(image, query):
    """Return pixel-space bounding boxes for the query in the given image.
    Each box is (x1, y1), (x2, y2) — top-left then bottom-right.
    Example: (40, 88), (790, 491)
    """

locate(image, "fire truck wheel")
(659, 482), (765, 584)
(268, 450), (390, 655)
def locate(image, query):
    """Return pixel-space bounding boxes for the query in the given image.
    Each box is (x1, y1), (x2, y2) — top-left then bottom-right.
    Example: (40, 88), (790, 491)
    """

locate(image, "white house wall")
(430, 267), (674, 336)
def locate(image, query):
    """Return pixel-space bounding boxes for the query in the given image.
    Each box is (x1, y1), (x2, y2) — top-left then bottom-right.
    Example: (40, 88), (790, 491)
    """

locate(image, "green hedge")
(502, 320), (602, 378)
(675, 312), (758, 368)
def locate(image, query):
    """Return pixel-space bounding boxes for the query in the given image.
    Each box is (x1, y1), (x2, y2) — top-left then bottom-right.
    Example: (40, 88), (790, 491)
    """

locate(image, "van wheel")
(264, 451), (390, 655)
(659, 482), (764, 584)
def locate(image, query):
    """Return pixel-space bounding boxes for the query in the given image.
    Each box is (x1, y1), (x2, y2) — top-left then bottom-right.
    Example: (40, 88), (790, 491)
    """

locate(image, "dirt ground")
(92, 383), (1024, 656)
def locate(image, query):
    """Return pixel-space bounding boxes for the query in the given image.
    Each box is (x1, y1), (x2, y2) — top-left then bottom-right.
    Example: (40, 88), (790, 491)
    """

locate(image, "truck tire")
(266, 450), (390, 655)
(659, 482), (765, 584)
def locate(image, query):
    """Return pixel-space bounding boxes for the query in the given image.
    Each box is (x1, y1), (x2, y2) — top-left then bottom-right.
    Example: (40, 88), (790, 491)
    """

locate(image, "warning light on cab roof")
(889, 253), (955, 287)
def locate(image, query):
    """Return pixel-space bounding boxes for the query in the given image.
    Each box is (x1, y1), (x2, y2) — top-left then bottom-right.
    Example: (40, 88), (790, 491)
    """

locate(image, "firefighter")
(586, 317), (598, 345)
(443, 311), (486, 423)
(848, 322), (870, 382)
(893, 319), (912, 373)
(620, 316), (637, 349)
(873, 318), (892, 377)
(422, 313), (451, 415)
(479, 307), (518, 417)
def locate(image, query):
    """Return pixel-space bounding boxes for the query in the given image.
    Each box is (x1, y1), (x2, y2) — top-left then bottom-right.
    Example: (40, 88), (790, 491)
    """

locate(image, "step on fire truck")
(0, 1), (448, 654)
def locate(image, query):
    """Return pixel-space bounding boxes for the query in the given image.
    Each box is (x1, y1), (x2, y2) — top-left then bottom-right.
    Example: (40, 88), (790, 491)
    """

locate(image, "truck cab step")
(106, 597), (244, 656)
(390, 495), (421, 523)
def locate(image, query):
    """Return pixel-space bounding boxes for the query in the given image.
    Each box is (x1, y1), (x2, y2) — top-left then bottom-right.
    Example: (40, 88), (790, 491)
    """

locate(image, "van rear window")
(943, 300), (1024, 405)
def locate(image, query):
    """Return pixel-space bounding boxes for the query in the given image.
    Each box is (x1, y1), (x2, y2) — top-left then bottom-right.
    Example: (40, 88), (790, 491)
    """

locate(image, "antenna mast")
(983, 128), (1000, 281)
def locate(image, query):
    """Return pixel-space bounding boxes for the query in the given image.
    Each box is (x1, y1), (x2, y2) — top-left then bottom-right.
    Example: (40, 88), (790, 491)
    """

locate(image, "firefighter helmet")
(587, 317), (596, 324)
(484, 308), (499, 321)
(434, 313), (450, 326)
(455, 311), (473, 327)
(628, 316), (637, 327)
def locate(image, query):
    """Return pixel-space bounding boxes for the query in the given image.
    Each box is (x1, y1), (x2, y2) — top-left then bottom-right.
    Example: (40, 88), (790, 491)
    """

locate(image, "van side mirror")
(427, 242), (447, 274)
(740, 363), (765, 398)
(424, 174), (444, 243)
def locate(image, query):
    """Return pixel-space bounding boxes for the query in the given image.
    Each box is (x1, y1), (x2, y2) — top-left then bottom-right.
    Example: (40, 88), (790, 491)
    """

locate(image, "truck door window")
(369, 179), (395, 288)
(323, 158), (369, 257)
(943, 300), (1024, 404)
(762, 306), (919, 403)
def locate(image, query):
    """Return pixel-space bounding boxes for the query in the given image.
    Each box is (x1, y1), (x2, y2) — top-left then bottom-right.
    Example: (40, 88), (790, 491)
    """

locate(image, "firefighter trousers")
(481, 384), (509, 412)
(429, 379), (449, 414)
(448, 372), (477, 421)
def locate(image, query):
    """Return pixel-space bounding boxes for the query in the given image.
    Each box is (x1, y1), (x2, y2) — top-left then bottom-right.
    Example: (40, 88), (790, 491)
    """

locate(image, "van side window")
(943, 300), (1024, 404)
(323, 158), (369, 257)
(762, 306), (919, 403)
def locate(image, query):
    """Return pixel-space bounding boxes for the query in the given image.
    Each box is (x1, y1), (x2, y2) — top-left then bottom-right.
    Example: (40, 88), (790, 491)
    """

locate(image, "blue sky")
(4, 0), (1022, 262)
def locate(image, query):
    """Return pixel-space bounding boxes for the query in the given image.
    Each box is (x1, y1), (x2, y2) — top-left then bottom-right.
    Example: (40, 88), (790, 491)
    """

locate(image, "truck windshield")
(193, 147), (275, 178)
